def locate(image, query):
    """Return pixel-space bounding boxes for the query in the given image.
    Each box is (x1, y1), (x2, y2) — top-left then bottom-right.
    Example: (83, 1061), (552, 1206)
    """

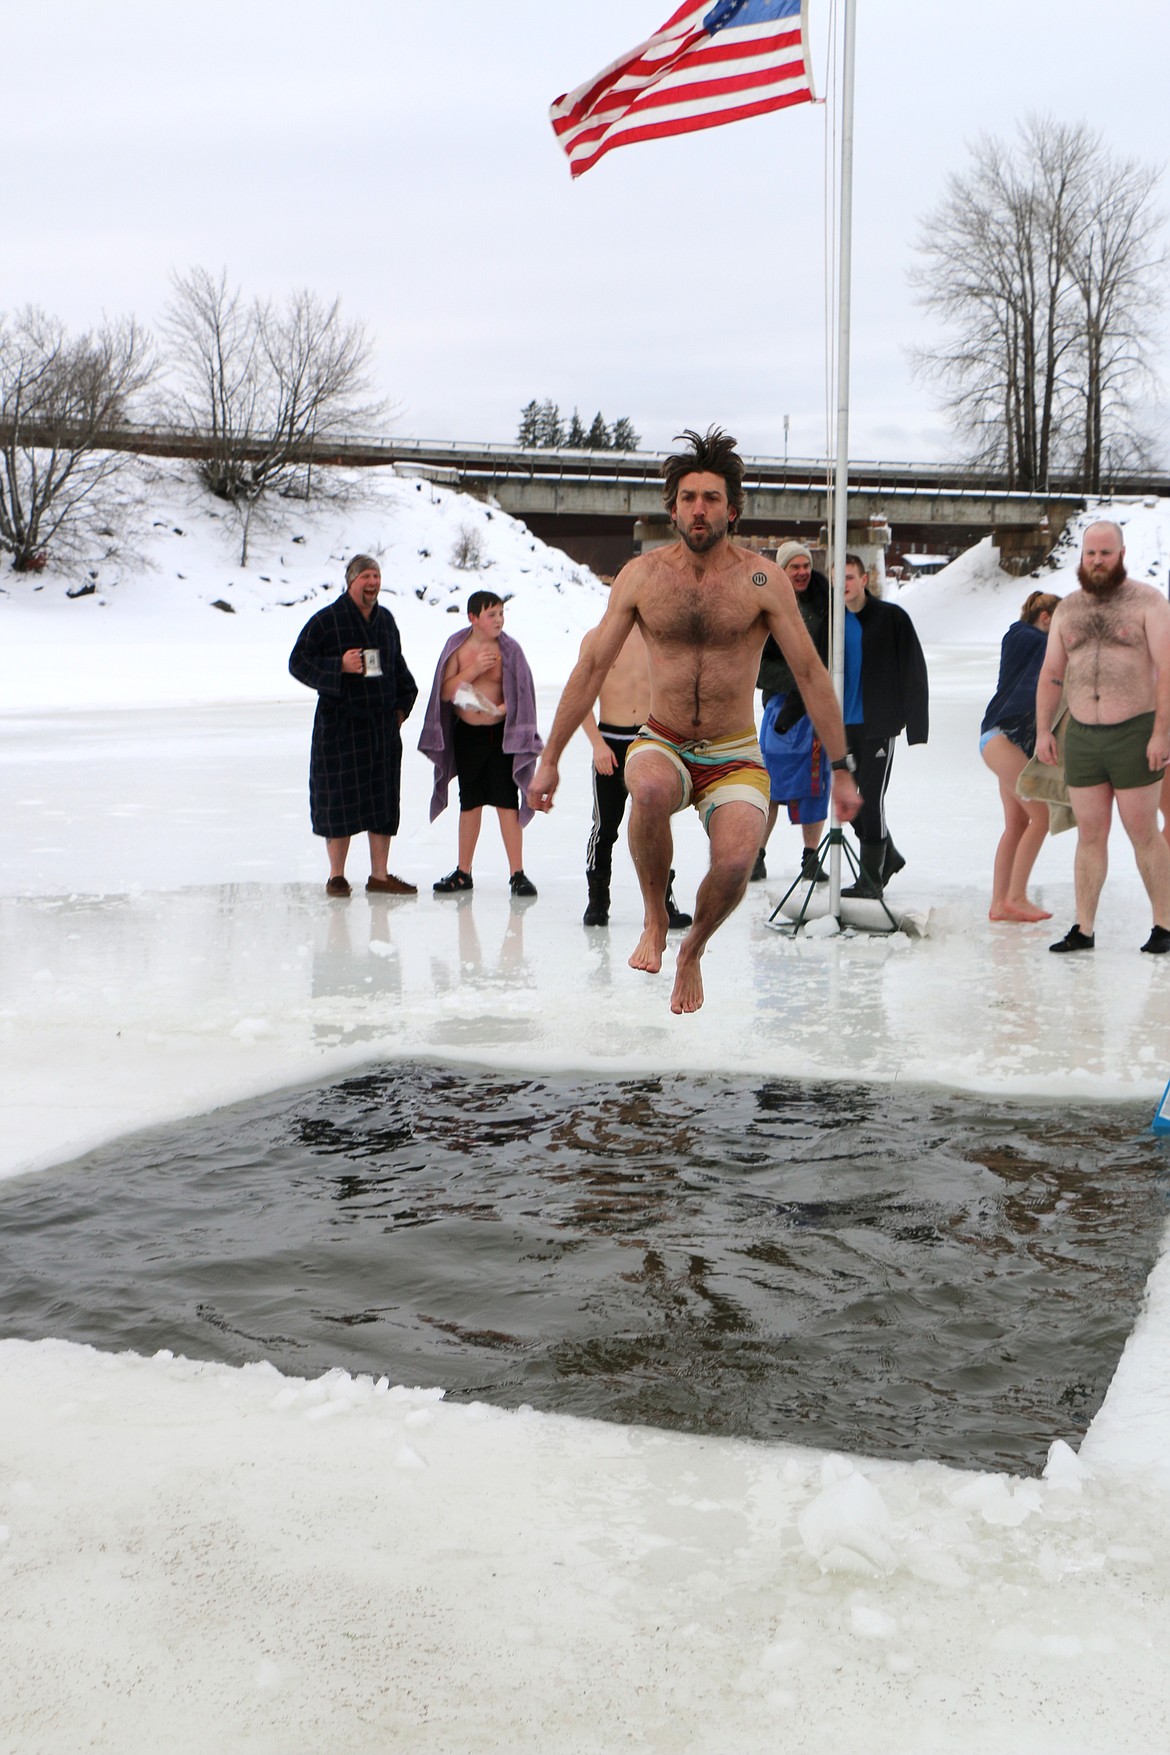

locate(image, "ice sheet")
(3, 484), (1170, 1752)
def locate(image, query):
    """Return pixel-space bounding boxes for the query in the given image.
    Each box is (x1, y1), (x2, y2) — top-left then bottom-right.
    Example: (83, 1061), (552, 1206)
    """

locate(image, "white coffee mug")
(362, 648), (383, 678)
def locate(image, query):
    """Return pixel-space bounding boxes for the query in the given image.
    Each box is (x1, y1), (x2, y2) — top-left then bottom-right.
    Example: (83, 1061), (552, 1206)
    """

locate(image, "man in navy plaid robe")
(289, 554), (419, 897)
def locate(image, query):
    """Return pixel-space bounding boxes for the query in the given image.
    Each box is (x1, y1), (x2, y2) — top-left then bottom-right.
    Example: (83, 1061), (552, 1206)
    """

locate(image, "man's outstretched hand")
(527, 757), (560, 813)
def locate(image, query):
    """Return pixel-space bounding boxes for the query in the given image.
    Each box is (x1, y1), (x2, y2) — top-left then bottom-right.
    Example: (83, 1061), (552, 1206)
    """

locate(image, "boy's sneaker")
(1141, 925), (1170, 954)
(434, 867), (473, 894)
(509, 870), (537, 898)
(750, 849), (767, 882)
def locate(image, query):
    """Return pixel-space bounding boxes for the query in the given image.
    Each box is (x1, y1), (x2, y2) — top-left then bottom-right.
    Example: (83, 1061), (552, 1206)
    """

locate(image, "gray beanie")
(345, 553), (380, 586)
(775, 540), (812, 570)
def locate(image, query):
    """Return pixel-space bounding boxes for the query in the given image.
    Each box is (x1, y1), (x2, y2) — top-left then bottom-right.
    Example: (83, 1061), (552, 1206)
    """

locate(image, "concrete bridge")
(9, 420), (1167, 576)
(350, 439), (1170, 577)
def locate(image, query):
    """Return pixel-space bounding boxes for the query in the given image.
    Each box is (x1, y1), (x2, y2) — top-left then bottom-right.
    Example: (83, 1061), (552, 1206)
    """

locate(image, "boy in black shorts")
(418, 591), (544, 896)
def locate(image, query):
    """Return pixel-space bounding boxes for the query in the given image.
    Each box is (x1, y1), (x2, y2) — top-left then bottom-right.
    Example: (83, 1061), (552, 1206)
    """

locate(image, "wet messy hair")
(1021, 590), (1060, 624)
(661, 426), (745, 521)
(467, 589), (504, 617)
(345, 553), (380, 585)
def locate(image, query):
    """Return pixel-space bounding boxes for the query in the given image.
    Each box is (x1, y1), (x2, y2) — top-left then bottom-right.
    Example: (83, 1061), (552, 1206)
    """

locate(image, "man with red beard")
(1036, 520), (1170, 953)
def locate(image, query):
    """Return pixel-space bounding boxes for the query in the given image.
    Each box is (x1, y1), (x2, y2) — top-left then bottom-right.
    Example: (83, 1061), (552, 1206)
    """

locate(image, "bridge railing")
(0, 418), (1165, 499)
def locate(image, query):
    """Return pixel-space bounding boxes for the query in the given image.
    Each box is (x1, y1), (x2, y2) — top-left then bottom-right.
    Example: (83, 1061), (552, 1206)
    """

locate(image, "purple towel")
(418, 628), (544, 826)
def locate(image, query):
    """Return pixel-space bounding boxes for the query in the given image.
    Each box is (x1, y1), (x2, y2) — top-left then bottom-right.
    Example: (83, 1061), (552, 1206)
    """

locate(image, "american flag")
(550, 0), (815, 180)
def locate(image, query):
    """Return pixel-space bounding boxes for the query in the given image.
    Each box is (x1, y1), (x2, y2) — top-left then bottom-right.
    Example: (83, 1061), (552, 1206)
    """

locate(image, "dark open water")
(1, 1065), (1165, 1473)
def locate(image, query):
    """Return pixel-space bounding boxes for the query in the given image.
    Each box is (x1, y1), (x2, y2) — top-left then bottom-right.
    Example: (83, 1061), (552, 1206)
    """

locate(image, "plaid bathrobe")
(289, 592), (418, 838)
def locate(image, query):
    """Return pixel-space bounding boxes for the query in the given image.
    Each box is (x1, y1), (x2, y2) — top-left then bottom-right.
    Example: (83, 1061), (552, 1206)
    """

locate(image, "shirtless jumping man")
(527, 427), (861, 1013)
(1036, 520), (1170, 954)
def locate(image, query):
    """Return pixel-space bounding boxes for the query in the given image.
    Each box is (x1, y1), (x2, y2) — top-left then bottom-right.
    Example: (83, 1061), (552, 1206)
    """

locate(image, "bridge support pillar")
(993, 513), (1068, 576)
(817, 519), (891, 588)
(633, 517), (674, 553)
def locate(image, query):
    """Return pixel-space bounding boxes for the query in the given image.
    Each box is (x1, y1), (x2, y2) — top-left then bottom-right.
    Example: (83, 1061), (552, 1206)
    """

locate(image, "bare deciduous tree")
(164, 267), (386, 561)
(0, 306), (152, 572)
(912, 117), (1165, 491)
(1066, 153), (1164, 491)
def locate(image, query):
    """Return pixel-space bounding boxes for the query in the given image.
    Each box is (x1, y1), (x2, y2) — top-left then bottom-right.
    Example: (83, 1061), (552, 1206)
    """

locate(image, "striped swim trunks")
(625, 716), (771, 829)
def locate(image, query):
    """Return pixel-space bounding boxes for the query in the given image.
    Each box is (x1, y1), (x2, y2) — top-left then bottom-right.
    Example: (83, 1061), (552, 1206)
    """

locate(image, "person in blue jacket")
(980, 589), (1061, 921)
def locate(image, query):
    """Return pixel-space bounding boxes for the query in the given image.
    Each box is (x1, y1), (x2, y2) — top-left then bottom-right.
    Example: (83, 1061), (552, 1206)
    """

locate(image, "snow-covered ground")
(2, 468), (1170, 1753)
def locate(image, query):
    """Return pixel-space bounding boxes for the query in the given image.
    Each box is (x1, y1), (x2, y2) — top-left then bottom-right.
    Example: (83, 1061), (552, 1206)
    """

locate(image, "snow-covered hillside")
(0, 458), (610, 712)
(893, 497), (1170, 645)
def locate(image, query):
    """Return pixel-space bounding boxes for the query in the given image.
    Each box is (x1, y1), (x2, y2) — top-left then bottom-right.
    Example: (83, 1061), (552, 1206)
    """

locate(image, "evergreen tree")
(565, 408), (587, 448)
(536, 399), (565, 447)
(586, 411), (610, 449)
(610, 416), (640, 451)
(516, 399), (541, 446)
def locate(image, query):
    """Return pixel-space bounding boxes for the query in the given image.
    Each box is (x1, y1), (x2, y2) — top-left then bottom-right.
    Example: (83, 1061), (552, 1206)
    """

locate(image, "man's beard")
(678, 515), (727, 554)
(1077, 557), (1127, 596)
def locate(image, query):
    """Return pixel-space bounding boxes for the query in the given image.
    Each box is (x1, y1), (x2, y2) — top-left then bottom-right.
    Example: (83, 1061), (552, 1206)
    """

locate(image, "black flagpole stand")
(766, 823), (899, 936)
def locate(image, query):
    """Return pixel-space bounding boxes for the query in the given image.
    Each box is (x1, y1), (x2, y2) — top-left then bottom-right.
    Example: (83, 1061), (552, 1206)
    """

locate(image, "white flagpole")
(826, 0), (857, 913)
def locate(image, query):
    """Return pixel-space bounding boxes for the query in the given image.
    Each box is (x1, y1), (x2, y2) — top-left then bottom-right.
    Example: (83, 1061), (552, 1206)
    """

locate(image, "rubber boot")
(841, 838), (887, 899)
(882, 837), (906, 884)
(582, 872), (610, 927)
(665, 869), (692, 930)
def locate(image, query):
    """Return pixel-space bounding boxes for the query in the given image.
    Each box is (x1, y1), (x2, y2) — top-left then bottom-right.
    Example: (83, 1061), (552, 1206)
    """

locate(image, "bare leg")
(760, 800), (780, 850)
(1161, 771), (1170, 853)
(671, 801), (764, 1014)
(982, 735), (1050, 920)
(1067, 784), (1114, 935)
(368, 832), (392, 881)
(1116, 780), (1170, 927)
(496, 807), (524, 874)
(457, 807), (482, 873)
(625, 752), (683, 974)
(326, 835), (351, 880)
(802, 820), (826, 851)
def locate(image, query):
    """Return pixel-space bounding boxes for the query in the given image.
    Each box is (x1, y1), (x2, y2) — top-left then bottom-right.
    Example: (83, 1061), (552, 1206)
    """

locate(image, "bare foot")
(1007, 900), (1052, 921)
(670, 955), (704, 1014)
(629, 924), (668, 974)
(990, 901), (1053, 922)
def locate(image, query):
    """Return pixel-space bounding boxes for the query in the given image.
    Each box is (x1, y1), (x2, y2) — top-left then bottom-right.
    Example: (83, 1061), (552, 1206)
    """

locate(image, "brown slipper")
(325, 875), (352, 898)
(366, 874), (418, 896)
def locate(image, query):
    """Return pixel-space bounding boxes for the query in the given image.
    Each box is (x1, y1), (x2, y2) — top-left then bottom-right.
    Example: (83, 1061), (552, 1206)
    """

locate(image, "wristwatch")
(830, 753), (857, 774)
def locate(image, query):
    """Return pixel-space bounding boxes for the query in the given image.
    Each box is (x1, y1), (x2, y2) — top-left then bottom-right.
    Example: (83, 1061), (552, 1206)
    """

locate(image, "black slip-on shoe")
(1050, 924), (1095, 953)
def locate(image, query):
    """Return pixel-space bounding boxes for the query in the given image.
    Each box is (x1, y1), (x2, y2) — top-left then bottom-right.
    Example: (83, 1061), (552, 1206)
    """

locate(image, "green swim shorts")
(1064, 711), (1165, 791)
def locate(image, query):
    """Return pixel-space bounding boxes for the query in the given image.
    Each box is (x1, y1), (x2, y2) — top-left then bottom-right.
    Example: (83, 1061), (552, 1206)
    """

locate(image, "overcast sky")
(4, 1), (1168, 462)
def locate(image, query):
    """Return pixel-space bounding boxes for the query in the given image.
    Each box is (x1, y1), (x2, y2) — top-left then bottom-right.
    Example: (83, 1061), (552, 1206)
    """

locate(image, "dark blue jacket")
(980, 620), (1047, 736)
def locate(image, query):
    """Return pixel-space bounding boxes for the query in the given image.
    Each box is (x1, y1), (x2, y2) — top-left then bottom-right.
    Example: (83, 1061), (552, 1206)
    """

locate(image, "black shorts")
(453, 718), (519, 812)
